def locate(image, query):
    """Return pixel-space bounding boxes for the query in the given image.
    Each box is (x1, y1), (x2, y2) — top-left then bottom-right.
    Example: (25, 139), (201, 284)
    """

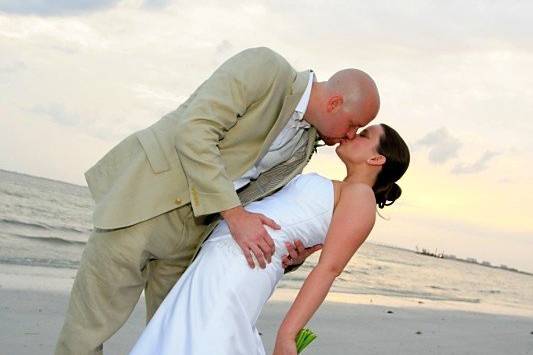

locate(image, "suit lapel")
(256, 70), (312, 161)
(188, 70), (316, 264)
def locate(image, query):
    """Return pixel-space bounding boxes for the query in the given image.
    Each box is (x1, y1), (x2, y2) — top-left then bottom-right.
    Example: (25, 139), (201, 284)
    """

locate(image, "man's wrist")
(220, 205), (245, 223)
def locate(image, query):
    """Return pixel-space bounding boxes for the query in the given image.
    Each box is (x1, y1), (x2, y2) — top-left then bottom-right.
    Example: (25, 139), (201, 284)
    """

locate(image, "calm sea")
(1, 169), (532, 312)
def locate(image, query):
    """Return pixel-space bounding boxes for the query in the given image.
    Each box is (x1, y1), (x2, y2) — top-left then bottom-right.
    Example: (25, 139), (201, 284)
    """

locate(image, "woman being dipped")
(129, 123), (409, 355)
(273, 123), (409, 354)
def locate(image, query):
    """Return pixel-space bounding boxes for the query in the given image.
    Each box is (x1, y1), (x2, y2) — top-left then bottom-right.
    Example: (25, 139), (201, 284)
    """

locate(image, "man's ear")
(367, 154), (386, 166)
(326, 95), (343, 113)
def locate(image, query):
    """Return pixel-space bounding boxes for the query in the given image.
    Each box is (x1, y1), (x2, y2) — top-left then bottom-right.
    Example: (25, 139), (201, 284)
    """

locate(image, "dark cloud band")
(0, 0), (122, 16)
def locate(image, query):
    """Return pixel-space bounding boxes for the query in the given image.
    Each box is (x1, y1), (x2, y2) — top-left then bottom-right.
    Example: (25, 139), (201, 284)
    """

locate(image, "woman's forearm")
(277, 265), (338, 338)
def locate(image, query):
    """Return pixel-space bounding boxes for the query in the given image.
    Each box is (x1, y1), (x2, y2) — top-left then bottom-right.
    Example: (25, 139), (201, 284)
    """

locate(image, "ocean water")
(1, 169), (532, 313)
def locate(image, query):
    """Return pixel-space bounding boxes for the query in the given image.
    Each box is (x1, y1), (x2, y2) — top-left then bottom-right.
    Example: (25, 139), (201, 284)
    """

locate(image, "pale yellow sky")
(0, 0), (532, 271)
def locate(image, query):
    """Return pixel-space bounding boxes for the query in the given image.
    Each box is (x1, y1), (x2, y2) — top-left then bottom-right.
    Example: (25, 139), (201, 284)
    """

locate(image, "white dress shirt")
(233, 71), (315, 190)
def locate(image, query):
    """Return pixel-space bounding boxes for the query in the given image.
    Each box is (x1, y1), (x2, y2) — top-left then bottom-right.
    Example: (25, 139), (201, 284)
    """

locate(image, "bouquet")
(295, 328), (317, 354)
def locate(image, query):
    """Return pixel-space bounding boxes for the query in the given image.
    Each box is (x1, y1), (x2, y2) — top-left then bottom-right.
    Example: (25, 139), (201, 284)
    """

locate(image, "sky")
(1, 0), (532, 272)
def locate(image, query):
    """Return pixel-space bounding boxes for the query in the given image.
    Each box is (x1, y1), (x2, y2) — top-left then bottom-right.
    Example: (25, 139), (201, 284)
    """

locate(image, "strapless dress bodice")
(204, 173), (334, 261)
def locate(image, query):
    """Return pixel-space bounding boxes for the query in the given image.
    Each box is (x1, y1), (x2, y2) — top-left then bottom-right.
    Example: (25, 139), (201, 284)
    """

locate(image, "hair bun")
(377, 183), (402, 209)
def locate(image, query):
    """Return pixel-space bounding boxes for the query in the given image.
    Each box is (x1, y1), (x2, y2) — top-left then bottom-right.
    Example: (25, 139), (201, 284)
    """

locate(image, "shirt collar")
(294, 71), (315, 128)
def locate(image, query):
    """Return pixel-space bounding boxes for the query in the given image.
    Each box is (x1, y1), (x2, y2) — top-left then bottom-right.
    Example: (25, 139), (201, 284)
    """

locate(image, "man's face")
(316, 106), (374, 146)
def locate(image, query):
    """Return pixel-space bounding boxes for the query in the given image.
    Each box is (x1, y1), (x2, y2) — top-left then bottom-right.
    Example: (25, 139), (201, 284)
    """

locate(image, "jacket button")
(175, 198), (182, 205)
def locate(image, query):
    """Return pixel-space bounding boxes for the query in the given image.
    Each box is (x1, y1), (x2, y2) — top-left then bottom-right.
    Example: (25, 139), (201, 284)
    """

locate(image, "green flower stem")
(295, 328), (317, 354)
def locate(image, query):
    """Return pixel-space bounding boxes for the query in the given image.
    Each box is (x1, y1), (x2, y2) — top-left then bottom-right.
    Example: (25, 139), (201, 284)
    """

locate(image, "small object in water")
(418, 301), (424, 304)
(416, 331), (422, 335)
(387, 310), (394, 314)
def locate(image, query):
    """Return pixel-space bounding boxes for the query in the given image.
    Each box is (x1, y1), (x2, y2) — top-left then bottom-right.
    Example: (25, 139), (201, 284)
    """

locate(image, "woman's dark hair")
(373, 124), (410, 209)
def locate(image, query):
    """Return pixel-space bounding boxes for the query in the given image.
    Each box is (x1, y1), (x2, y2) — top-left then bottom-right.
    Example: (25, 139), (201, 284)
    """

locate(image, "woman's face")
(335, 124), (384, 164)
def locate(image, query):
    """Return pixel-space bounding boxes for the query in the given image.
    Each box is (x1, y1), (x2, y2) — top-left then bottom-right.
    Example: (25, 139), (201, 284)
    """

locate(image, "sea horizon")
(1, 167), (530, 276)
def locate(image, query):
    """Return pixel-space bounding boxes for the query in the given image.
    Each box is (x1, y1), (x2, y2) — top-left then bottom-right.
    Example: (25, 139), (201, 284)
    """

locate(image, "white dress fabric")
(129, 173), (334, 355)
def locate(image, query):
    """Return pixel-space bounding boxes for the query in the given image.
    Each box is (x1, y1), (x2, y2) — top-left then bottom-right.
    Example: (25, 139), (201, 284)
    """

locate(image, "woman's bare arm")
(272, 183), (376, 354)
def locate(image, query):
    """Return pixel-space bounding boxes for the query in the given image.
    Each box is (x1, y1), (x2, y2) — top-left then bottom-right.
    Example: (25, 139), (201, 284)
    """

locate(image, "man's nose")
(345, 129), (357, 140)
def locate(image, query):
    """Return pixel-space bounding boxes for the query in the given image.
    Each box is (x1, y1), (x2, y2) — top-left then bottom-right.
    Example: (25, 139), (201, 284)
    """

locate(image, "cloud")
(28, 103), (130, 141)
(415, 128), (501, 173)
(128, 84), (181, 104)
(452, 151), (501, 175)
(0, 60), (26, 74)
(0, 0), (121, 16)
(498, 177), (512, 184)
(214, 40), (235, 65)
(415, 127), (462, 164)
(0, 0), (176, 15)
(30, 103), (81, 127)
(141, 0), (173, 9)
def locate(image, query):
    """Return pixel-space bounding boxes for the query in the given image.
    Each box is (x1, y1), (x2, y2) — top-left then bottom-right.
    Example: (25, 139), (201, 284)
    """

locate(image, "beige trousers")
(55, 205), (208, 355)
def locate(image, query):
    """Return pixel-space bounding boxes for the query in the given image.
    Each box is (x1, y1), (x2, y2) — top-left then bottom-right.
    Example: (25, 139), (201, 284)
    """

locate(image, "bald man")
(56, 47), (380, 355)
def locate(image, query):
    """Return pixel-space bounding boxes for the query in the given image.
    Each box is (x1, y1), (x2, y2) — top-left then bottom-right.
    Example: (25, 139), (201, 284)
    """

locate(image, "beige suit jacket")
(85, 47), (318, 229)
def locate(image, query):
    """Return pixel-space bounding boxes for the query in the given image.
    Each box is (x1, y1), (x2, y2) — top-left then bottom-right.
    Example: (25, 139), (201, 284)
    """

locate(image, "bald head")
(326, 69), (380, 121)
(303, 68), (380, 145)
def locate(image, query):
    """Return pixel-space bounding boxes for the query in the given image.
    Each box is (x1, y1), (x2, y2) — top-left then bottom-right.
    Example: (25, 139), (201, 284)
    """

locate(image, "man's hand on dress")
(221, 206), (280, 269)
(282, 240), (323, 271)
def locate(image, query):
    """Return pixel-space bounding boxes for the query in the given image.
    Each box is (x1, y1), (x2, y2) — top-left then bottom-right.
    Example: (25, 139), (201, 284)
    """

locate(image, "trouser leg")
(144, 259), (186, 322)
(144, 207), (209, 322)
(55, 205), (209, 355)
(55, 225), (149, 355)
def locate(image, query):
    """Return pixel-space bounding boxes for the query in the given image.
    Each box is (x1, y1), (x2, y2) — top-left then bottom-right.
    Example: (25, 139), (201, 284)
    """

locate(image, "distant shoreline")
(373, 241), (533, 276)
(413, 246), (533, 277)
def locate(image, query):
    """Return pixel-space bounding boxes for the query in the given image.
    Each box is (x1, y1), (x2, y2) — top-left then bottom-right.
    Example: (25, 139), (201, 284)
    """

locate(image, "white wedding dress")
(129, 173), (334, 355)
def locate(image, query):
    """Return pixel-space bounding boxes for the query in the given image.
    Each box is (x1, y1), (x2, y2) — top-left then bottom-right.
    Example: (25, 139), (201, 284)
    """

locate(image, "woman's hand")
(282, 240), (323, 270)
(272, 333), (297, 355)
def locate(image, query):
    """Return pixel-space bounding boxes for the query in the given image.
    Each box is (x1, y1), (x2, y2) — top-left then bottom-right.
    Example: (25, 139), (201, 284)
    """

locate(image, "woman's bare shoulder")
(331, 182), (376, 228)
(338, 182), (375, 205)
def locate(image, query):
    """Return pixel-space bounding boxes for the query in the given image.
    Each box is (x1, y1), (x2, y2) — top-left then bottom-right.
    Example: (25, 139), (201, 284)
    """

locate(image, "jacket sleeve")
(174, 47), (285, 217)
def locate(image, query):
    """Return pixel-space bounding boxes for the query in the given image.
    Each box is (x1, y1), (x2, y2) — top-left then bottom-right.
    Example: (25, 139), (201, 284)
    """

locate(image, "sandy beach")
(1, 264), (532, 355)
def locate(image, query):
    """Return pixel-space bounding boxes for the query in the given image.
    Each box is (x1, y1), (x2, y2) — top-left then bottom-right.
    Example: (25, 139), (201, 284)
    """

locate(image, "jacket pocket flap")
(136, 129), (170, 173)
